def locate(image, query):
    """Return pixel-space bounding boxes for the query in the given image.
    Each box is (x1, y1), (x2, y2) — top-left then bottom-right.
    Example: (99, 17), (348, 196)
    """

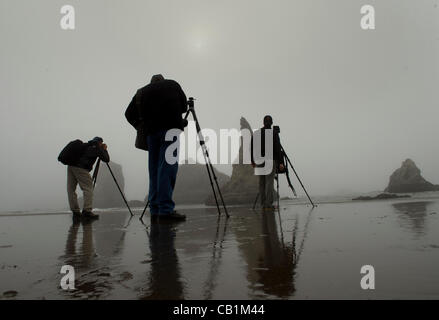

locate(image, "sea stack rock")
(94, 161), (125, 208)
(172, 163), (230, 204)
(205, 117), (260, 205)
(385, 159), (439, 193)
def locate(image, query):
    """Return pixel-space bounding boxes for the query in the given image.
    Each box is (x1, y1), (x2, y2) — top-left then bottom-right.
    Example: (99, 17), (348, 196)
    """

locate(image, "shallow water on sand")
(1, 198), (439, 299)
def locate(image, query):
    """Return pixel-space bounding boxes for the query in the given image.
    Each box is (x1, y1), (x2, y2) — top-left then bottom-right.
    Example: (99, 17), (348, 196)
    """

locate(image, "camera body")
(187, 97), (195, 108)
(273, 125), (280, 134)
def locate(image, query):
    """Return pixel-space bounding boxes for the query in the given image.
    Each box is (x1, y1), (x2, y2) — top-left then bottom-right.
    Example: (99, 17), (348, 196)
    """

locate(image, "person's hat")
(90, 137), (103, 143)
(263, 115), (273, 126)
(150, 74), (165, 83)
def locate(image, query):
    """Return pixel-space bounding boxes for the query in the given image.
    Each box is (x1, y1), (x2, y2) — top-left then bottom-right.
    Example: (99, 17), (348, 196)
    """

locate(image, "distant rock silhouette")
(94, 161), (125, 208)
(128, 200), (145, 207)
(352, 193), (411, 201)
(206, 117), (260, 205)
(385, 159), (439, 193)
(172, 163), (230, 204)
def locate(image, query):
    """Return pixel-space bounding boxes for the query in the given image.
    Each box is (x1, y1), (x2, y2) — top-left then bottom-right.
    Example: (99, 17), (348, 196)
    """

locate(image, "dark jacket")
(251, 127), (284, 167)
(125, 79), (188, 134)
(75, 143), (110, 172)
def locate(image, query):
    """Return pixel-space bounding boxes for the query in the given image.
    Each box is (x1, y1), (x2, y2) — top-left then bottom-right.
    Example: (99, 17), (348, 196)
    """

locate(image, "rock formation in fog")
(352, 193), (411, 201)
(138, 162), (230, 205)
(205, 117), (260, 205)
(172, 163), (230, 204)
(93, 161), (125, 208)
(385, 159), (439, 193)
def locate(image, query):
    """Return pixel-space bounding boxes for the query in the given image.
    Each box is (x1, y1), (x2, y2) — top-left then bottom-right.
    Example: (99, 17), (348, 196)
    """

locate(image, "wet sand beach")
(1, 197), (439, 299)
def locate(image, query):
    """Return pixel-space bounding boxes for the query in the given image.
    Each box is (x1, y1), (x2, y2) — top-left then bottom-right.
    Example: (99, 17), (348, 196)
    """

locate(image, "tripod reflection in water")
(60, 212), (130, 298)
(235, 208), (314, 298)
(202, 217), (229, 299)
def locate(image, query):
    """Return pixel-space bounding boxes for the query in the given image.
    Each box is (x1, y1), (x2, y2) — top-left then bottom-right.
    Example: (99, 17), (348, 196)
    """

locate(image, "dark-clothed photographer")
(251, 116), (285, 210)
(59, 137), (110, 220)
(125, 74), (188, 221)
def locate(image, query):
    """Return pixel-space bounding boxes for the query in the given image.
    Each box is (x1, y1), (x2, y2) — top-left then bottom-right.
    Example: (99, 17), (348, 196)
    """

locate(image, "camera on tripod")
(187, 97), (195, 108)
(181, 97), (197, 128)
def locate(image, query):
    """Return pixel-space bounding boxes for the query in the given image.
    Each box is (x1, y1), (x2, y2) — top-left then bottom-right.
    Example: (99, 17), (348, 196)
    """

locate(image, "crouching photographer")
(58, 137), (110, 220)
(125, 74), (188, 222)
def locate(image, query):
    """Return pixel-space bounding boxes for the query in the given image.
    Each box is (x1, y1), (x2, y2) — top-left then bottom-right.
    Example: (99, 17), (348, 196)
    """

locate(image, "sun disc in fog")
(187, 30), (210, 54)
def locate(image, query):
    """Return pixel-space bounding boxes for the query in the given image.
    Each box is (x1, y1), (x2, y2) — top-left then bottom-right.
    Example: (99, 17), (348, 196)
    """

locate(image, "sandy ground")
(1, 199), (439, 299)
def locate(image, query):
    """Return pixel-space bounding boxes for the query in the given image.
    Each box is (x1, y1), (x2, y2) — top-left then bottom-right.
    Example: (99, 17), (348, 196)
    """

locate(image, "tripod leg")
(208, 160), (229, 218)
(140, 200), (149, 220)
(188, 108), (225, 217)
(190, 107), (229, 218)
(204, 160), (221, 215)
(204, 155), (229, 218)
(105, 163), (134, 216)
(92, 159), (101, 189)
(281, 146), (316, 207)
(252, 193), (259, 210)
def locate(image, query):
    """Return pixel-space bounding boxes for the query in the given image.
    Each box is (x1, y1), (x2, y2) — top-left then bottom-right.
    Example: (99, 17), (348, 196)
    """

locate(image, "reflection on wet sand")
(140, 221), (185, 299)
(234, 210), (298, 298)
(392, 201), (431, 237)
(2, 199), (439, 299)
(60, 212), (130, 299)
(63, 220), (97, 271)
(56, 207), (315, 299)
(202, 217), (228, 299)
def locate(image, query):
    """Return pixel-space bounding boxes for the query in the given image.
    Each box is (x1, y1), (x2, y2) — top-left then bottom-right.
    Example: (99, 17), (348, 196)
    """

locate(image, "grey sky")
(0, 0), (438, 211)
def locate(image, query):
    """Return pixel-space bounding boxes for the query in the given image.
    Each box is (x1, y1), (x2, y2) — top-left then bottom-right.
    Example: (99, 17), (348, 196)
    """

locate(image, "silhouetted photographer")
(58, 137), (110, 220)
(251, 116), (285, 210)
(125, 74), (188, 222)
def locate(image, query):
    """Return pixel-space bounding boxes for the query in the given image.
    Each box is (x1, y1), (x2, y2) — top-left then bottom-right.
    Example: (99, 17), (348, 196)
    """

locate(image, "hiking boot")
(159, 211), (186, 222)
(82, 210), (99, 220)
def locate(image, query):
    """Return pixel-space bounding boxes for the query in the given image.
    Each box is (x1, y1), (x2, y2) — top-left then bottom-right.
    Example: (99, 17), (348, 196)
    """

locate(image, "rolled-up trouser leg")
(72, 167), (94, 211)
(67, 166), (80, 213)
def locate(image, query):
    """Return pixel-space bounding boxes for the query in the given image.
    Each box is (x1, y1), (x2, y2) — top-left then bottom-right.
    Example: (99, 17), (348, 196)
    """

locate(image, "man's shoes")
(82, 210), (99, 220)
(158, 211), (186, 222)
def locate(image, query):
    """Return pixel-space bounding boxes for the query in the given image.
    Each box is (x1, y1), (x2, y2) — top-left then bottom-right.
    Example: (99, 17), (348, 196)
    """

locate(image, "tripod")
(252, 166), (292, 210)
(92, 159), (134, 216)
(140, 97), (229, 220)
(92, 159), (101, 189)
(252, 146), (316, 209)
(280, 144), (316, 208)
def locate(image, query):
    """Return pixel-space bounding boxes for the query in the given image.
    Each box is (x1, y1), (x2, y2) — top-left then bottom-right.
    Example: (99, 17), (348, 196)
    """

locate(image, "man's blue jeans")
(147, 130), (179, 215)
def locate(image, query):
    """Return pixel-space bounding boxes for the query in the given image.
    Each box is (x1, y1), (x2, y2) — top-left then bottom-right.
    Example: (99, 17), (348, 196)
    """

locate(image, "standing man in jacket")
(251, 116), (285, 210)
(125, 74), (188, 221)
(67, 137), (110, 220)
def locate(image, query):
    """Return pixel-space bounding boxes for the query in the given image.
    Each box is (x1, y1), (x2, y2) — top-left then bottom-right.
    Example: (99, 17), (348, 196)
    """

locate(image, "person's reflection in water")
(61, 212), (131, 298)
(63, 220), (97, 270)
(141, 221), (185, 299)
(61, 219), (100, 298)
(235, 211), (296, 298)
(258, 212), (296, 298)
(392, 201), (430, 238)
